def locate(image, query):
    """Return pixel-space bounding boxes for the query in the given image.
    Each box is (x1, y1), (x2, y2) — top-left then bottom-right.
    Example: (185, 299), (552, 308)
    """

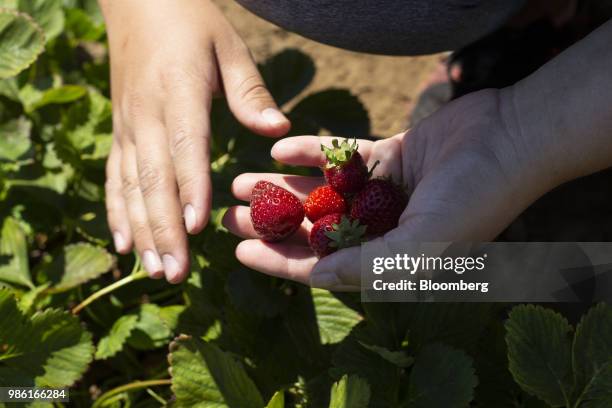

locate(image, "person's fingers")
(222, 205), (311, 244)
(215, 33), (290, 137)
(367, 135), (404, 180)
(231, 173), (324, 202)
(133, 119), (190, 284)
(235, 240), (316, 285)
(105, 141), (132, 254)
(120, 142), (164, 279)
(310, 245), (363, 291)
(164, 83), (212, 235)
(271, 136), (375, 167)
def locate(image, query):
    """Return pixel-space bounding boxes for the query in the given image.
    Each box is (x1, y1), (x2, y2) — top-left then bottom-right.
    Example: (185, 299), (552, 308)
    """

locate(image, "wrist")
(501, 20), (612, 189)
(496, 85), (562, 201)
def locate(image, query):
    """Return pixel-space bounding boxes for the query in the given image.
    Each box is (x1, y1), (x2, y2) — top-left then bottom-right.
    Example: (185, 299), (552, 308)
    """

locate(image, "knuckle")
(177, 172), (200, 195)
(137, 159), (164, 197)
(150, 219), (177, 241)
(171, 125), (194, 157)
(236, 74), (269, 104)
(131, 225), (150, 246)
(122, 175), (140, 197)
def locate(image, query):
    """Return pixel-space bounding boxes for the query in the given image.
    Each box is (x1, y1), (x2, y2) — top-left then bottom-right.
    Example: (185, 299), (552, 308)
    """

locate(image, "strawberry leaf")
(265, 391), (285, 408)
(43, 242), (113, 291)
(0, 216), (32, 289)
(95, 314), (139, 360)
(0, 8), (44, 79)
(329, 374), (370, 408)
(571, 303), (612, 407)
(404, 344), (477, 408)
(505, 305), (573, 406)
(312, 288), (361, 344)
(358, 342), (413, 368)
(170, 336), (264, 408)
(0, 289), (94, 387)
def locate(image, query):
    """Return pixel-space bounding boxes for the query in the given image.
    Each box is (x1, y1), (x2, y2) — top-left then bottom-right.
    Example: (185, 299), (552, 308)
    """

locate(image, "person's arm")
(500, 19), (612, 189)
(99, 0), (290, 283)
(222, 19), (612, 290)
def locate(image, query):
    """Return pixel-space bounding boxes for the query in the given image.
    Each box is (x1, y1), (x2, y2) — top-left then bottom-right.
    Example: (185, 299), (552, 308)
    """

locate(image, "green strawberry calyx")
(325, 215), (367, 249)
(321, 138), (358, 169)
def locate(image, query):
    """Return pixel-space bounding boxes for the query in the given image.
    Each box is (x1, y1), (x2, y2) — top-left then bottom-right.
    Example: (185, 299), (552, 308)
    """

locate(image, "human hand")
(223, 89), (551, 290)
(101, 0), (290, 282)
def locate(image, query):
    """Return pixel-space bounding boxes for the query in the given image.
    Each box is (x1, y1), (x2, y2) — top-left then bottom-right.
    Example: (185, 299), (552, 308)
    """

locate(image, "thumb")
(216, 37), (290, 137)
(310, 245), (363, 291)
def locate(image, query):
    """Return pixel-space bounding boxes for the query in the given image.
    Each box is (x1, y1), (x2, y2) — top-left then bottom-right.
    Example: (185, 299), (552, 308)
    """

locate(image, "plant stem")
(72, 270), (148, 315)
(91, 379), (172, 408)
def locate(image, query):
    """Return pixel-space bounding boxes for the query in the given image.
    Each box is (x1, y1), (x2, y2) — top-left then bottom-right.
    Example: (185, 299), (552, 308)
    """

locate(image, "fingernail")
(184, 204), (197, 233)
(113, 231), (127, 252)
(142, 250), (163, 278)
(310, 270), (341, 289)
(162, 254), (182, 283)
(261, 108), (287, 126)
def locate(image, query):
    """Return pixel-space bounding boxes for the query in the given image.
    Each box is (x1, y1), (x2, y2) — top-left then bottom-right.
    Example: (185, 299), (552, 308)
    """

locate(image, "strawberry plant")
(0, 2), (611, 407)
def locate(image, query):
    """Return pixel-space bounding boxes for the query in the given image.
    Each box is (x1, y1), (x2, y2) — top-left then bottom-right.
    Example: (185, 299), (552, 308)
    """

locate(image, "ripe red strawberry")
(309, 213), (366, 257)
(304, 185), (347, 223)
(350, 178), (408, 235)
(250, 181), (304, 242)
(322, 139), (369, 194)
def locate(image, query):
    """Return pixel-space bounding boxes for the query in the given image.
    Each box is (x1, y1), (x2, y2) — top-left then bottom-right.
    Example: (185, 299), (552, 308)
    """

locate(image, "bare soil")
(215, 0), (444, 137)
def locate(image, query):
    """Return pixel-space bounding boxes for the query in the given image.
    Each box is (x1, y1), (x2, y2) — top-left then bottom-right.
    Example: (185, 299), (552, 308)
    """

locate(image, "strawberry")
(250, 181), (305, 242)
(304, 185), (347, 223)
(321, 139), (369, 194)
(350, 178), (408, 235)
(309, 213), (366, 257)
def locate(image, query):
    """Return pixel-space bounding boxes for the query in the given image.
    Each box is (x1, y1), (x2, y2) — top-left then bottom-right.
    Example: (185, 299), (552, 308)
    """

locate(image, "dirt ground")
(215, 0), (444, 137)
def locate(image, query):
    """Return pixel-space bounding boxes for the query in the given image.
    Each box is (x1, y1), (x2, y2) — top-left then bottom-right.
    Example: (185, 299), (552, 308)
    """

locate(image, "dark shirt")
(236, 0), (525, 55)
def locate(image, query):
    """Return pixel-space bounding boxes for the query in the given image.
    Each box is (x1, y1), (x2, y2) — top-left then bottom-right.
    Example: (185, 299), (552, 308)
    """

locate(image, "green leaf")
(329, 374), (370, 408)
(25, 84), (87, 112)
(170, 336), (225, 407)
(0, 216), (32, 288)
(364, 303), (495, 353)
(0, 76), (19, 100)
(95, 314), (139, 360)
(45, 242), (113, 291)
(0, 1), (18, 8)
(0, 116), (31, 161)
(0, 289), (94, 387)
(17, 0), (64, 40)
(505, 305), (573, 407)
(54, 90), (111, 167)
(158, 304), (185, 332)
(127, 304), (173, 350)
(0, 8), (45, 79)
(17, 283), (49, 313)
(290, 89), (370, 137)
(358, 342), (413, 368)
(331, 329), (400, 408)
(312, 288), (361, 344)
(199, 341), (265, 408)
(265, 391), (284, 408)
(65, 8), (104, 41)
(572, 303), (612, 408)
(404, 344), (477, 408)
(170, 336), (264, 408)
